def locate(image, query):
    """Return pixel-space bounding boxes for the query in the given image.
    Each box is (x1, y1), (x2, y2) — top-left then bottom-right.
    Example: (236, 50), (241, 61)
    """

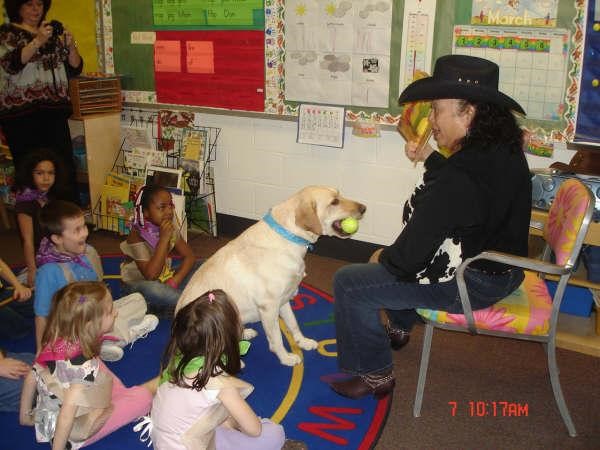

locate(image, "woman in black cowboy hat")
(330, 55), (531, 399)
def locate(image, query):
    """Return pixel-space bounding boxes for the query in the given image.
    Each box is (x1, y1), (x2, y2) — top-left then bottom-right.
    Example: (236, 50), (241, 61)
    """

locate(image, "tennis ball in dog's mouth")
(341, 217), (359, 234)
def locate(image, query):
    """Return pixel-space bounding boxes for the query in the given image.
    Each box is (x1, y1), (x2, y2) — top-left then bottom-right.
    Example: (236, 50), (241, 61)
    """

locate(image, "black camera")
(49, 20), (64, 38)
(38, 20), (64, 54)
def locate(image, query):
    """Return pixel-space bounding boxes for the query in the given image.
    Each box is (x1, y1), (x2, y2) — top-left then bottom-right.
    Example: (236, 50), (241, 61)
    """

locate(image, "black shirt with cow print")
(379, 141), (531, 284)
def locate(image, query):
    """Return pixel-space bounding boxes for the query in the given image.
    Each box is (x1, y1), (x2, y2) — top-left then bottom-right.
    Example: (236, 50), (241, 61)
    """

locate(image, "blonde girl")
(19, 281), (157, 450)
(150, 289), (285, 450)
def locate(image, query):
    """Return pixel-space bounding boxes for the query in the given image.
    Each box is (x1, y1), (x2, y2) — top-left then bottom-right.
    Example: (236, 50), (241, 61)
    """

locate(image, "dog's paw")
(296, 337), (318, 350)
(242, 328), (258, 340)
(279, 352), (303, 366)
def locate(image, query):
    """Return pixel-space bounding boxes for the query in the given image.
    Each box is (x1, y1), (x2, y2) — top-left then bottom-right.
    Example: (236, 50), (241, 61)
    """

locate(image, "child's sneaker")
(128, 314), (159, 346)
(100, 342), (124, 361)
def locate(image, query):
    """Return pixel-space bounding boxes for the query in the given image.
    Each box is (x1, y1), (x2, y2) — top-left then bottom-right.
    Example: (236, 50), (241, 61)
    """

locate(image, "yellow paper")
(45, 0), (98, 73)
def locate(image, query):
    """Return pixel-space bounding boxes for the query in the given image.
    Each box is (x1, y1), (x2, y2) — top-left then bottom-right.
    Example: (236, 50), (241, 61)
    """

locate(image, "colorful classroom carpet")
(0, 255), (391, 450)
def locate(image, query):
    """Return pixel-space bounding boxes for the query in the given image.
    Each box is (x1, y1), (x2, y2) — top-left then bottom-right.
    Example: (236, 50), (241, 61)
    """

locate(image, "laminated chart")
(285, 0), (392, 107)
(398, 0), (436, 91)
(453, 26), (570, 121)
(152, 0), (264, 28)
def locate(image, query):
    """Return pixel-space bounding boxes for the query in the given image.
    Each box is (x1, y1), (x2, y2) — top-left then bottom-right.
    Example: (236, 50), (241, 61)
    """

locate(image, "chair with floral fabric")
(414, 178), (594, 437)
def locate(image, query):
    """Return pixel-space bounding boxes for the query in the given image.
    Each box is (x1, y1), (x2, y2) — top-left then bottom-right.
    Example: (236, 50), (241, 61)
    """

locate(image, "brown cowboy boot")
(330, 370), (395, 399)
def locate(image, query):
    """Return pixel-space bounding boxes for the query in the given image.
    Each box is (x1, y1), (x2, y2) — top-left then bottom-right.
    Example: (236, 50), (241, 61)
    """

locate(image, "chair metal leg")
(547, 340), (577, 437)
(413, 323), (433, 418)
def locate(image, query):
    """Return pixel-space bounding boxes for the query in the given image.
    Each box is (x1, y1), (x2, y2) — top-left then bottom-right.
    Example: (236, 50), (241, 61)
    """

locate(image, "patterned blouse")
(0, 23), (82, 120)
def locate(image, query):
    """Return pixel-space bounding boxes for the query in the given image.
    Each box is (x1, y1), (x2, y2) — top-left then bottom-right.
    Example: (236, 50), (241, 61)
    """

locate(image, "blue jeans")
(122, 260), (203, 319)
(0, 352), (35, 412)
(333, 263), (524, 375)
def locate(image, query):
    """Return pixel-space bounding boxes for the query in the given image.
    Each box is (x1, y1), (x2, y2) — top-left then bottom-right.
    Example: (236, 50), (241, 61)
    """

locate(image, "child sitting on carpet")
(19, 281), (158, 449)
(14, 148), (68, 287)
(120, 185), (201, 319)
(34, 200), (158, 359)
(149, 289), (285, 450)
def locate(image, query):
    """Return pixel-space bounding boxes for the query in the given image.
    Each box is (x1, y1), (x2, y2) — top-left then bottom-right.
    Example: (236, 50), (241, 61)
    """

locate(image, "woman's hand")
(64, 29), (76, 51)
(405, 139), (434, 163)
(34, 21), (53, 47)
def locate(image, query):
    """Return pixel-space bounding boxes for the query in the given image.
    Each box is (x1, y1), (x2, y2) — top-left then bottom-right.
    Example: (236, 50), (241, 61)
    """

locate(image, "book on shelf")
(123, 147), (167, 175)
(188, 195), (216, 236)
(121, 125), (155, 151)
(99, 179), (131, 232)
(181, 129), (205, 162)
(180, 129), (207, 194)
(145, 165), (182, 190)
(105, 171), (130, 189)
(129, 176), (146, 202)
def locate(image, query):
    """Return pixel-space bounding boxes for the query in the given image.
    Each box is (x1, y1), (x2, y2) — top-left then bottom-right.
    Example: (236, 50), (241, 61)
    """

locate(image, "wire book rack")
(92, 108), (220, 237)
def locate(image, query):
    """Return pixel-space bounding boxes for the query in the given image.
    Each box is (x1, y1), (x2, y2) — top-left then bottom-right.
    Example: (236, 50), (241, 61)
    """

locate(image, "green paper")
(153, 0), (262, 27)
(206, 5), (254, 25)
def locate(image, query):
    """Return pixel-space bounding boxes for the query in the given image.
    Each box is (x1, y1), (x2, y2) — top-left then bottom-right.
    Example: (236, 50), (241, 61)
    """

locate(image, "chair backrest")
(543, 178), (594, 268)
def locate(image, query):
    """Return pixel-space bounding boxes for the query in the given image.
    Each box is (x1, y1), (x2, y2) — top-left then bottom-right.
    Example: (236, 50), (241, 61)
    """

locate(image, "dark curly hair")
(162, 290), (243, 391)
(458, 100), (524, 153)
(13, 148), (67, 199)
(5, 0), (51, 24)
(139, 184), (170, 212)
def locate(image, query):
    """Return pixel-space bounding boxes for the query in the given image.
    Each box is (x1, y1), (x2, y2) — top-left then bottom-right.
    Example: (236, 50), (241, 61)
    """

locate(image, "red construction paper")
(155, 31), (265, 111)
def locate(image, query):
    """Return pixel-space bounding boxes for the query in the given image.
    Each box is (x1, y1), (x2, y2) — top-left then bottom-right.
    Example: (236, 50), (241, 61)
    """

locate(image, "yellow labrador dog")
(176, 186), (366, 366)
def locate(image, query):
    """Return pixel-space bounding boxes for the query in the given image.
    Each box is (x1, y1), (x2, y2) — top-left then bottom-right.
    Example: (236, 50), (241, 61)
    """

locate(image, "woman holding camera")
(0, 0), (82, 203)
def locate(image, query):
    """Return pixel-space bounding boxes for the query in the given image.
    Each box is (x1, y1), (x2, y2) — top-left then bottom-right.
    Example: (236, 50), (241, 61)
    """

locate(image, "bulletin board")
(0, 0), (99, 73)
(103, 0), (585, 142)
(573, 0), (600, 146)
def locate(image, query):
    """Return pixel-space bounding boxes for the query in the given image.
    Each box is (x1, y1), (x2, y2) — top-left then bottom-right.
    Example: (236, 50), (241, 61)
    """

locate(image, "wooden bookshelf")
(68, 113), (122, 221)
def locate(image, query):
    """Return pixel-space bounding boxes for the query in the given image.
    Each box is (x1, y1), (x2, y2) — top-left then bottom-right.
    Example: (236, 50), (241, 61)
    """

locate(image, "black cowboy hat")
(398, 55), (525, 115)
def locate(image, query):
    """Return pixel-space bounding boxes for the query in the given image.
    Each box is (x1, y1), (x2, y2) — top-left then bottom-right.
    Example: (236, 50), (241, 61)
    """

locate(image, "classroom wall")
(196, 112), (574, 246)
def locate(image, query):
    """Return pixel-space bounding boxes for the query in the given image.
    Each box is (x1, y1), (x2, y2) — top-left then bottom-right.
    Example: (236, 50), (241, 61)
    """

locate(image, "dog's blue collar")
(263, 211), (314, 250)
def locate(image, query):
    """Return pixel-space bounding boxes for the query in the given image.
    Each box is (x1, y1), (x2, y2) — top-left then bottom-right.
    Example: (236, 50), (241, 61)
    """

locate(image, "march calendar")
(453, 25), (570, 121)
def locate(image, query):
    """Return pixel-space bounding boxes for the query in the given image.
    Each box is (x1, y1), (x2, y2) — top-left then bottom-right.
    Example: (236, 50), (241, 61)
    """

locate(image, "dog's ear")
(295, 199), (322, 235)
